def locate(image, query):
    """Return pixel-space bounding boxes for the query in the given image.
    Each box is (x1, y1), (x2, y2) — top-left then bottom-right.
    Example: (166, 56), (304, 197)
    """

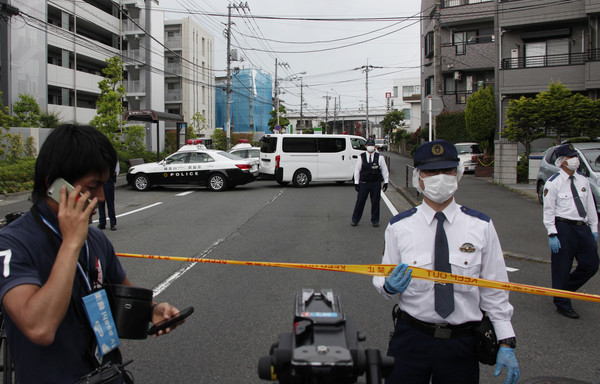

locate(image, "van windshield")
(260, 137), (277, 153)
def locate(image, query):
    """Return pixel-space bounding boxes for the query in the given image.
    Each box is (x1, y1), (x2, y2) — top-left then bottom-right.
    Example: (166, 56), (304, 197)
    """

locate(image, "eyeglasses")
(420, 168), (457, 176)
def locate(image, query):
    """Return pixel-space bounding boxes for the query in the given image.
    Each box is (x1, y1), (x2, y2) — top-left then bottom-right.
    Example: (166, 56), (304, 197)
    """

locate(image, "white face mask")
(565, 157), (580, 171)
(366, 146), (375, 153)
(419, 174), (458, 204)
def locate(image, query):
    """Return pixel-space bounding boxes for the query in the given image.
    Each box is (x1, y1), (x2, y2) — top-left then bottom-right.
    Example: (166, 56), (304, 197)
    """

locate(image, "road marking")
(175, 191), (194, 196)
(506, 267), (519, 272)
(92, 202), (163, 223)
(381, 192), (398, 216)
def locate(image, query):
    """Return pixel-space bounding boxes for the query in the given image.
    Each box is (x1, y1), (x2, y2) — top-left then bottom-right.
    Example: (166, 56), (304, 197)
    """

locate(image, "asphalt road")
(0, 163), (599, 383)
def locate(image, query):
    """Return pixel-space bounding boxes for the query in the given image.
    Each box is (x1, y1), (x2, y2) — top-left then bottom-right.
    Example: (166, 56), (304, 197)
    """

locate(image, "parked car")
(228, 143), (260, 159)
(536, 142), (600, 213)
(454, 142), (483, 172)
(375, 138), (388, 151)
(126, 145), (259, 192)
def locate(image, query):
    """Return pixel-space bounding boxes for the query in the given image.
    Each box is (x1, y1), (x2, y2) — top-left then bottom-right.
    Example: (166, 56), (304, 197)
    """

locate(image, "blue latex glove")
(549, 236), (561, 253)
(384, 263), (412, 294)
(494, 347), (519, 384)
(593, 232), (598, 243)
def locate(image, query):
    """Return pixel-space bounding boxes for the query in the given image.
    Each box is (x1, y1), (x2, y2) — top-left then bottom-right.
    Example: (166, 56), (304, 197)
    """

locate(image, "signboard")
(385, 92), (392, 99)
(274, 124), (281, 131)
(426, 94), (444, 116)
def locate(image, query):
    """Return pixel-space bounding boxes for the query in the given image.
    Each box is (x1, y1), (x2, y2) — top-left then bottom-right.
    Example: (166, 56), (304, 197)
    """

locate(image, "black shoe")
(372, 222), (379, 227)
(98, 224), (106, 230)
(110, 225), (117, 231)
(556, 308), (579, 319)
(351, 222), (357, 227)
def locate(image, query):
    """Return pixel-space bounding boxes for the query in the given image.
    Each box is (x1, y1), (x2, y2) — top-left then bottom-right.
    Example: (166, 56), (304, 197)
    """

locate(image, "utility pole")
(357, 60), (382, 138)
(1, 1), (20, 108)
(225, 2), (249, 148)
(323, 94), (331, 134)
(433, 0), (443, 140)
(299, 78), (304, 132)
(274, 58), (289, 129)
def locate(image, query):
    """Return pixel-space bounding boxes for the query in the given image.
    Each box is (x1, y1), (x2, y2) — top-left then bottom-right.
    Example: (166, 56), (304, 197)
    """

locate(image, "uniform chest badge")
(459, 243), (476, 253)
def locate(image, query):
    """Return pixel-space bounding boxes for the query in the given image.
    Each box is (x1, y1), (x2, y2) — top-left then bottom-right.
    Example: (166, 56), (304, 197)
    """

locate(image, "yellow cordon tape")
(116, 253), (600, 304)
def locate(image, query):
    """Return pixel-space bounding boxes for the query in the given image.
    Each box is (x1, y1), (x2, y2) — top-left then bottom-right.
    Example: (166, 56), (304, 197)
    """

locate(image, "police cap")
(366, 138), (375, 146)
(555, 144), (577, 158)
(413, 139), (460, 170)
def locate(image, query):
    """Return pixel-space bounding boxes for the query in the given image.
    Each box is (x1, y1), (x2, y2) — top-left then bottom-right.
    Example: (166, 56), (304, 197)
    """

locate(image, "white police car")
(228, 142), (260, 159)
(126, 144), (259, 192)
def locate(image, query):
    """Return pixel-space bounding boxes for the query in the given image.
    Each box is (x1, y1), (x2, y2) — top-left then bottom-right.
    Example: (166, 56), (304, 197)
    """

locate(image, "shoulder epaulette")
(390, 207), (417, 225)
(548, 172), (560, 182)
(460, 206), (490, 222)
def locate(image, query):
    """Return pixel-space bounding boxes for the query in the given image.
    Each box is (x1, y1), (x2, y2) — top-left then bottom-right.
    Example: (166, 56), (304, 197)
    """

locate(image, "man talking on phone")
(0, 125), (181, 384)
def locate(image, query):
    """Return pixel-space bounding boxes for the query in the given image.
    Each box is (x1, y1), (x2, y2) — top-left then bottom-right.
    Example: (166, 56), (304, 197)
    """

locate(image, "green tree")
(268, 105), (289, 133)
(211, 129), (227, 150)
(569, 93), (599, 139)
(39, 111), (61, 128)
(90, 56), (126, 147)
(465, 86), (496, 153)
(503, 96), (545, 158)
(435, 111), (469, 143)
(12, 94), (41, 127)
(381, 110), (405, 138)
(189, 112), (207, 137)
(535, 82), (572, 143)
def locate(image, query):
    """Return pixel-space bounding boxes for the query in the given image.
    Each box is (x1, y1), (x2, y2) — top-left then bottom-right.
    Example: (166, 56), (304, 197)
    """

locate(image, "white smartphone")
(47, 178), (92, 208)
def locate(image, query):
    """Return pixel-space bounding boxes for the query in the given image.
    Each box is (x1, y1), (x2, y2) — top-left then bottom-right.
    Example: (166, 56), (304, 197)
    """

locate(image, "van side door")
(317, 137), (350, 180)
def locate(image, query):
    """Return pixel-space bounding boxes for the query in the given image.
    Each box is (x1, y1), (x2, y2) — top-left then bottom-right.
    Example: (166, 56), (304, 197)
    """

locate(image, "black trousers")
(385, 319), (479, 384)
(352, 181), (381, 224)
(98, 179), (116, 227)
(552, 220), (599, 310)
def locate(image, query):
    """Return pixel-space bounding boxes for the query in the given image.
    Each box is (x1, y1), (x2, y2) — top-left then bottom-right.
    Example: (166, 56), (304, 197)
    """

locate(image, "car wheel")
(208, 173), (227, 191)
(292, 169), (311, 187)
(537, 180), (545, 205)
(133, 174), (151, 191)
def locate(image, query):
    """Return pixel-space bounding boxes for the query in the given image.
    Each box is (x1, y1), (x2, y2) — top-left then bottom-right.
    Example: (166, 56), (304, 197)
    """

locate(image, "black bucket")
(107, 284), (153, 340)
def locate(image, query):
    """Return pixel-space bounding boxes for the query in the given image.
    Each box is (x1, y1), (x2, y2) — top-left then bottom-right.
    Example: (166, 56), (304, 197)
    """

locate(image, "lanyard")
(39, 214), (94, 292)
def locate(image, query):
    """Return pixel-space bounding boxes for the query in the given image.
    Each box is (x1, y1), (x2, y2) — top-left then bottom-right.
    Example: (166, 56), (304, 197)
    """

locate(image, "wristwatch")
(549, 233), (558, 238)
(498, 337), (517, 348)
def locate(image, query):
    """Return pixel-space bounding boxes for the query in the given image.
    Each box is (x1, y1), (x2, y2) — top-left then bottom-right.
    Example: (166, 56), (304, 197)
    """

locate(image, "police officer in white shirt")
(542, 143), (599, 319)
(351, 138), (389, 227)
(373, 140), (519, 384)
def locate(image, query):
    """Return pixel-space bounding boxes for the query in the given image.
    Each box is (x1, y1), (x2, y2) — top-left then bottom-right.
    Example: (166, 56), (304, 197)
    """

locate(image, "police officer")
(542, 143), (599, 319)
(373, 140), (519, 384)
(351, 138), (389, 227)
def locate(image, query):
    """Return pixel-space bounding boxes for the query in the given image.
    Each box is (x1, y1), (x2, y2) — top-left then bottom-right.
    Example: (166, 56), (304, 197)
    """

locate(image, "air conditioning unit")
(454, 71), (462, 80)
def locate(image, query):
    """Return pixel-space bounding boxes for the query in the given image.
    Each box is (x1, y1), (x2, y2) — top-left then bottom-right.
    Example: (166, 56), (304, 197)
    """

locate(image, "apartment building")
(420, 0), (600, 137)
(164, 18), (215, 139)
(389, 77), (422, 133)
(1, 0), (167, 152)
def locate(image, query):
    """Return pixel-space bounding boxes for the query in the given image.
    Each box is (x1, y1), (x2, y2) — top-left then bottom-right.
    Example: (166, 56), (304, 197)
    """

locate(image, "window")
(351, 138), (366, 150)
(318, 138), (345, 153)
(283, 138), (317, 153)
(189, 152), (212, 163)
(166, 153), (188, 164)
(403, 85), (420, 97)
(445, 77), (456, 94)
(260, 137), (277, 153)
(393, 86), (399, 98)
(425, 77), (434, 96)
(424, 32), (434, 58)
(525, 38), (570, 67)
(402, 108), (411, 120)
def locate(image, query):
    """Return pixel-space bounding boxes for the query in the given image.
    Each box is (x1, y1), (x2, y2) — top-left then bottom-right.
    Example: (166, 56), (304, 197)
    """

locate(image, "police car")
(126, 144), (259, 192)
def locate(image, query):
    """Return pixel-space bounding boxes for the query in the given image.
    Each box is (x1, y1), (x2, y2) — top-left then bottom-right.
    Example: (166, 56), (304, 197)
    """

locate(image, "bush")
(0, 158), (35, 194)
(516, 154), (529, 183)
(435, 111), (472, 143)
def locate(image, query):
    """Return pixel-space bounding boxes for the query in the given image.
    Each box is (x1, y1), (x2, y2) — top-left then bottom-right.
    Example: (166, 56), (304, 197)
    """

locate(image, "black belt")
(556, 217), (586, 226)
(393, 307), (476, 339)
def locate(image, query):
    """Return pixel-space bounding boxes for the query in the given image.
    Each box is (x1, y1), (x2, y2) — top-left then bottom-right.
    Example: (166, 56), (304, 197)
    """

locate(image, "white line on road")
(382, 192), (398, 216)
(506, 267), (519, 272)
(92, 202), (163, 223)
(175, 191), (194, 196)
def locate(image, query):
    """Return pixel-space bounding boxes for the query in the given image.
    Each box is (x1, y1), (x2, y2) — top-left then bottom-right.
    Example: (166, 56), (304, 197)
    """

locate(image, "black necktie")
(434, 212), (454, 318)
(570, 176), (586, 218)
(369, 154), (372, 164)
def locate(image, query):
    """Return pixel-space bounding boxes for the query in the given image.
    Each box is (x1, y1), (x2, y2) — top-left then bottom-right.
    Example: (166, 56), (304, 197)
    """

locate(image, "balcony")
(125, 80), (145, 95)
(165, 63), (183, 77)
(165, 37), (182, 50)
(165, 89), (182, 102)
(443, 0), (492, 7)
(501, 51), (590, 69)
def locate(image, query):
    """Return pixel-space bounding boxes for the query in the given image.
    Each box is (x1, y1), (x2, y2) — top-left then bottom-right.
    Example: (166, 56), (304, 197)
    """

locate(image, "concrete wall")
(494, 138), (518, 184)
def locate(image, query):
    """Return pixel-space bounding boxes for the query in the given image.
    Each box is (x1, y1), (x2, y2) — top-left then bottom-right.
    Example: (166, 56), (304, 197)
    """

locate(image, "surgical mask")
(565, 157), (580, 171)
(419, 174), (458, 204)
(366, 146), (375, 153)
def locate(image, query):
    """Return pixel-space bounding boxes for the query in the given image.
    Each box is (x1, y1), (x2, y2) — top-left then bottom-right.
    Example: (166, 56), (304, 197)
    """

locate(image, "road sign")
(385, 92), (392, 99)
(274, 124), (281, 131)
(426, 94), (444, 116)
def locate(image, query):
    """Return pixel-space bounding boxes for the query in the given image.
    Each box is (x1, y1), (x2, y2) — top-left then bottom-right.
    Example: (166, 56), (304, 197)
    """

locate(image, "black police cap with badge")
(554, 143), (577, 158)
(413, 139), (460, 170)
(366, 138), (375, 146)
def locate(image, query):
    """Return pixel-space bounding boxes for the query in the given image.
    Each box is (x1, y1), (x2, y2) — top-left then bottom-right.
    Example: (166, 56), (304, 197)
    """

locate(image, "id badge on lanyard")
(82, 289), (120, 360)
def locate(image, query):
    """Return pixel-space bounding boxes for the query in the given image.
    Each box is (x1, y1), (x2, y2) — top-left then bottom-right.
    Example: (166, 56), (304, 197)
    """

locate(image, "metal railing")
(501, 51), (590, 69)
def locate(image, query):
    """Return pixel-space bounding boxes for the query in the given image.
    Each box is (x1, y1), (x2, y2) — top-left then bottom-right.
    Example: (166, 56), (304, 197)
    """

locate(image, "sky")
(159, 0), (423, 118)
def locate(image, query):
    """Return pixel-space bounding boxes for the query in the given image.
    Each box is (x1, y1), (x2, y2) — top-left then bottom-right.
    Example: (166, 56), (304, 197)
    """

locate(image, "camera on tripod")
(258, 289), (394, 384)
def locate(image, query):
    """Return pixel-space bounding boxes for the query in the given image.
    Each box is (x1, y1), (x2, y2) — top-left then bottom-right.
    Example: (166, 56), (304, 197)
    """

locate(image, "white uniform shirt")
(542, 169), (598, 235)
(373, 200), (515, 340)
(353, 151), (390, 184)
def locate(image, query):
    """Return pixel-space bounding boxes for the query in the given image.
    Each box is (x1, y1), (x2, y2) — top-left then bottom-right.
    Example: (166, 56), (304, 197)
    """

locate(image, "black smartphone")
(147, 306), (194, 335)
(47, 178), (92, 208)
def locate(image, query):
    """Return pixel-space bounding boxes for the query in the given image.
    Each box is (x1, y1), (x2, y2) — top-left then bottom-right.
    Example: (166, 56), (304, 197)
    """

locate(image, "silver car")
(536, 142), (600, 213)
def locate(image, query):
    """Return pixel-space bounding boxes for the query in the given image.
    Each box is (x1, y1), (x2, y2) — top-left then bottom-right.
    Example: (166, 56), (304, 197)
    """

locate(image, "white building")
(2, 0), (168, 153)
(389, 77), (421, 133)
(164, 18), (215, 138)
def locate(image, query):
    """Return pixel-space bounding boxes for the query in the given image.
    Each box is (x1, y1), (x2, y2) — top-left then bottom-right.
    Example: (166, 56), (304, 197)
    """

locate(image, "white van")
(259, 134), (368, 187)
